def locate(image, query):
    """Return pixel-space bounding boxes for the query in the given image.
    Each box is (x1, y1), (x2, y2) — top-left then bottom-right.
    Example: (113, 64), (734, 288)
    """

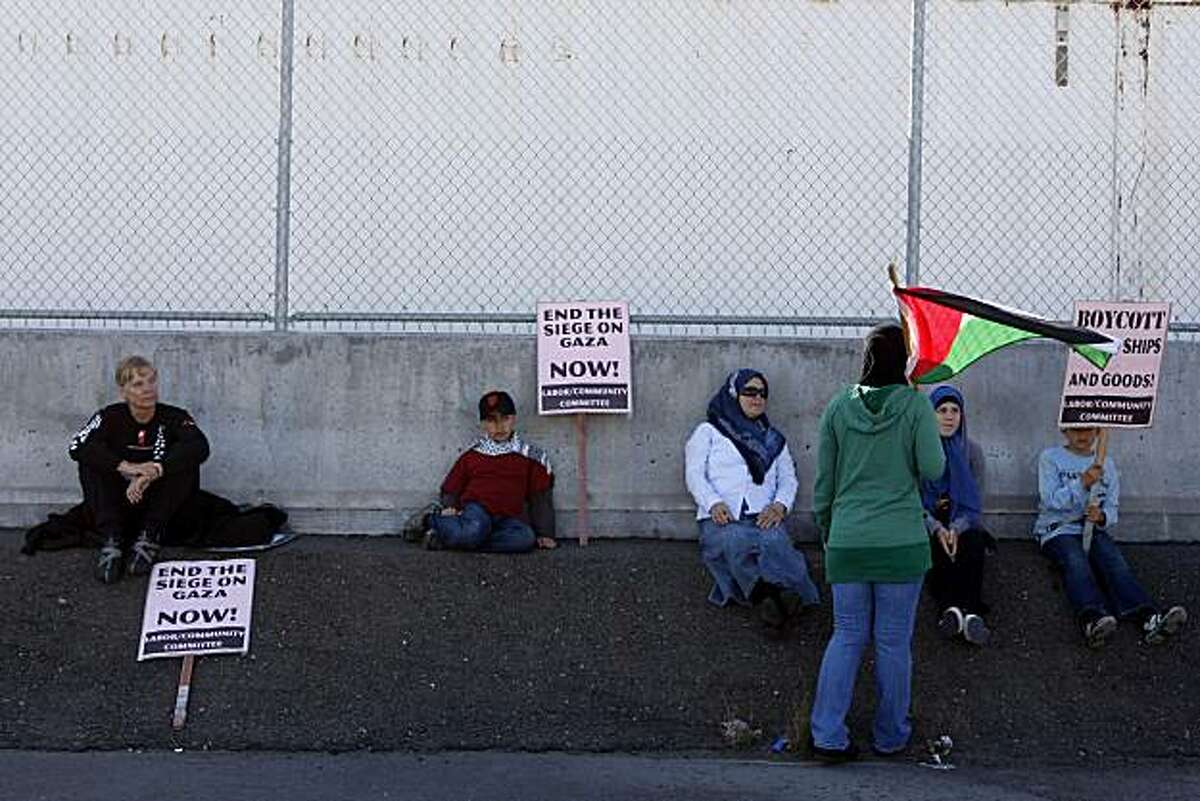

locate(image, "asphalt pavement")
(2, 751), (1198, 801)
(2, 535), (1197, 773)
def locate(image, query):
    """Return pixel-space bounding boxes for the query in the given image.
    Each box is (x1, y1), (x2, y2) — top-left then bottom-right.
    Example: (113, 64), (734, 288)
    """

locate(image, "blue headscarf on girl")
(921, 385), (981, 523)
(706, 368), (786, 485)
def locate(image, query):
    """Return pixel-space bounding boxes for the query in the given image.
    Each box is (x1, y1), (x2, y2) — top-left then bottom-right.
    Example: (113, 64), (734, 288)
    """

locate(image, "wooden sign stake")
(171, 654), (195, 730)
(1081, 428), (1110, 554)
(575, 413), (589, 546)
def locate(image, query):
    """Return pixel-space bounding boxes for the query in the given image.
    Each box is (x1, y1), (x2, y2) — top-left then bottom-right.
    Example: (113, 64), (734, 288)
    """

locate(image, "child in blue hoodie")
(1035, 427), (1186, 648)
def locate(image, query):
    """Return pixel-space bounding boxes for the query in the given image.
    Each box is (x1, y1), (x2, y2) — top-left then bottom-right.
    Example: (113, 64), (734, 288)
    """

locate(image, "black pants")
(78, 463), (198, 542)
(927, 527), (992, 616)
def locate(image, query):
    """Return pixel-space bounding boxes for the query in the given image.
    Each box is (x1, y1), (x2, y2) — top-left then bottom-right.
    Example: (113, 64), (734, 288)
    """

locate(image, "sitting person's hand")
(440, 506), (461, 517)
(125, 474), (153, 505)
(1085, 504), (1105, 525)
(536, 537), (557, 550)
(755, 502), (787, 529)
(936, 525), (958, 560)
(709, 502), (733, 525)
(118, 461), (162, 481)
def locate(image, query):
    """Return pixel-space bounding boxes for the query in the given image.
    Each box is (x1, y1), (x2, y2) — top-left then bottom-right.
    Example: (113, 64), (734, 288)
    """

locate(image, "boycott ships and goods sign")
(1059, 301), (1170, 428)
(537, 300), (632, 415)
(138, 559), (256, 660)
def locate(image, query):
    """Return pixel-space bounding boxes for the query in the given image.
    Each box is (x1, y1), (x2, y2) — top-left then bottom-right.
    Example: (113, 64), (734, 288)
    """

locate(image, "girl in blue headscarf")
(684, 369), (820, 635)
(922, 386), (995, 646)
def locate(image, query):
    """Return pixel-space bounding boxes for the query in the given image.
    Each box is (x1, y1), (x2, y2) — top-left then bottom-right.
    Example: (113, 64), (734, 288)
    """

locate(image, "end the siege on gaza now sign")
(138, 559), (257, 661)
(537, 300), (632, 415)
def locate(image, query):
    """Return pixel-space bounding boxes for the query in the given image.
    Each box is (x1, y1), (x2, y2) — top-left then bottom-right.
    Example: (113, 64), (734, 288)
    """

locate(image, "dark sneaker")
(94, 539), (124, 584)
(808, 737), (860, 764)
(1084, 614), (1117, 649)
(778, 591), (804, 620)
(962, 613), (991, 646)
(937, 606), (964, 639)
(422, 529), (442, 551)
(758, 595), (787, 632)
(1144, 606), (1187, 645)
(402, 503), (440, 543)
(127, 530), (162, 576)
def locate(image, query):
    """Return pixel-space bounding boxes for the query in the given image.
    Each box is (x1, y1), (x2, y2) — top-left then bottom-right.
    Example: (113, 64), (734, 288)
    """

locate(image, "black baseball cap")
(478, 390), (517, 419)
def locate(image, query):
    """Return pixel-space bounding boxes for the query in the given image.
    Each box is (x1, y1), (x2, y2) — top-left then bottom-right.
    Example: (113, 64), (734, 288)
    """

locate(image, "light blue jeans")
(810, 580), (924, 753)
(698, 518), (820, 608)
(429, 502), (536, 553)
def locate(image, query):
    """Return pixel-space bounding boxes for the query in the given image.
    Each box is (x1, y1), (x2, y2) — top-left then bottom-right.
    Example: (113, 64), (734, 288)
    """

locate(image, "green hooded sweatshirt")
(813, 384), (946, 584)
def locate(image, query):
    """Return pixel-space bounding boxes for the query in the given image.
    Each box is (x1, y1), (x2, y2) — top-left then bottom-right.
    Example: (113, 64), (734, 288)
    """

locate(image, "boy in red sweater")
(403, 390), (557, 552)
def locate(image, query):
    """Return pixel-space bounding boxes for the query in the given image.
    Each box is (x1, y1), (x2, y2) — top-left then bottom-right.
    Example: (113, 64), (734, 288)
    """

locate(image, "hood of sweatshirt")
(843, 384), (912, 433)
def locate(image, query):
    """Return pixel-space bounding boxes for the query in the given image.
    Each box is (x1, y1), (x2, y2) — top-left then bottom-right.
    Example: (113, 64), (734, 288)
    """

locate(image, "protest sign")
(1059, 301), (1170, 428)
(138, 559), (256, 661)
(537, 300), (632, 415)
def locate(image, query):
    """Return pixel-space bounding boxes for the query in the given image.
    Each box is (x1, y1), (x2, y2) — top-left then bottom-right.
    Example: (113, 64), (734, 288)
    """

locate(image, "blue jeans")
(810, 580), (923, 753)
(1041, 531), (1154, 622)
(697, 518), (820, 607)
(429, 502), (536, 554)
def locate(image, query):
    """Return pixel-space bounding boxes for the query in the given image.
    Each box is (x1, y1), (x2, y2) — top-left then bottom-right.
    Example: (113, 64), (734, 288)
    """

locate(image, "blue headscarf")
(706, 369), (786, 485)
(921, 385), (981, 522)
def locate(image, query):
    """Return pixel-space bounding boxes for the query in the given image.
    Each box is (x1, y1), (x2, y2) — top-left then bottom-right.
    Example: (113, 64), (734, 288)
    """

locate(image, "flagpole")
(904, 0), (928, 286)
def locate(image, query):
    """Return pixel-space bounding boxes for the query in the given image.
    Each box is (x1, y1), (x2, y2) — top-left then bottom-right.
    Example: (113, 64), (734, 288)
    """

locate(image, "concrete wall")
(2, 331), (1197, 541)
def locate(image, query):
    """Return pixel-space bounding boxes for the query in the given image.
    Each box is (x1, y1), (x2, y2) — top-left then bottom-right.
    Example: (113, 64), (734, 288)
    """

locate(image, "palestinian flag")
(894, 285), (1120, 385)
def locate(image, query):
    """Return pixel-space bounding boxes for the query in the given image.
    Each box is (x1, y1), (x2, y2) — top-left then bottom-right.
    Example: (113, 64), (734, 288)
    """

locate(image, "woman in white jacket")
(685, 369), (820, 633)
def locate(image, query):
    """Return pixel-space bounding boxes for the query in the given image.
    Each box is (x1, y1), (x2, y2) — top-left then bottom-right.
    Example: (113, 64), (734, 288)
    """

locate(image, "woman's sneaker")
(94, 539), (124, 584)
(1083, 614), (1117, 649)
(808, 737), (860, 765)
(937, 606), (964, 639)
(127, 529), (163, 576)
(1143, 606), (1187, 645)
(962, 613), (991, 646)
(757, 595), (787, 634)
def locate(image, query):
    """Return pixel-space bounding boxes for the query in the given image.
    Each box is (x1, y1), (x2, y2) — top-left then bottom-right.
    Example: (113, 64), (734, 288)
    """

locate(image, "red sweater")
(440, 450), (553, 519)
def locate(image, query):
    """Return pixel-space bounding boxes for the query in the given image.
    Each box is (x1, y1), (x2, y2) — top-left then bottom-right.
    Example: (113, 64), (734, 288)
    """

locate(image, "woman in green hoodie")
(808, 323), (945, 762)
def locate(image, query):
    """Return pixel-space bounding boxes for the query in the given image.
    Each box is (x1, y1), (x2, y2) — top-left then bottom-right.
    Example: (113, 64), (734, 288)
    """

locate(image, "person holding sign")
(921, 386), (995, 646)
(1035, 426), (1187, 648)
(808, 324), (945, 762)
(403, 390), (557, 553)
(68, 355), (210, 583)
(684, 369), (819, 636)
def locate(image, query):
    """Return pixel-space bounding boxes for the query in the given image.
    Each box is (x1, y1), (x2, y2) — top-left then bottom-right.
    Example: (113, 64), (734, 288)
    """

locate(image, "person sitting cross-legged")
(68, 355), (210, 583)
(402, 390), (556, 553)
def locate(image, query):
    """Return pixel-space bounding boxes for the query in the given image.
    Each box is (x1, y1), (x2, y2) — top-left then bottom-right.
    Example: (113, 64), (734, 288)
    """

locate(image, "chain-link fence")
(0, 2), (280, 327)
(1, 1), (1198, 334)
(920, 0), (1200, 331)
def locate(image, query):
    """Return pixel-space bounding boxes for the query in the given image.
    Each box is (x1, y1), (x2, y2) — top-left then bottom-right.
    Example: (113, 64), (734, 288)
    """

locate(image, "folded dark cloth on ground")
(21, 491), (288, 555)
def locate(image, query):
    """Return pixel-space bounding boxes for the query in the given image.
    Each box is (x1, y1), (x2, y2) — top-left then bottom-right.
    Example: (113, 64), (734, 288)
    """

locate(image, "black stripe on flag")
(897, 287), (1115, 347)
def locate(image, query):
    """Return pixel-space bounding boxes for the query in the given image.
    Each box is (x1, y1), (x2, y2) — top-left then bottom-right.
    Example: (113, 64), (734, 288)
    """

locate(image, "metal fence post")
(273, 0), (297, 331)
(904, 0), (928, 287)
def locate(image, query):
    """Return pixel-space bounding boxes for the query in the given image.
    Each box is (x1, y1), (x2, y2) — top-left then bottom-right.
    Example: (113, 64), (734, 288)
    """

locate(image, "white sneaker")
(1144, 606), (1187, 645)
(962, 613), (991, 646)
(1084, 615), (1117, 649)
(937, 606), (964, 639)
